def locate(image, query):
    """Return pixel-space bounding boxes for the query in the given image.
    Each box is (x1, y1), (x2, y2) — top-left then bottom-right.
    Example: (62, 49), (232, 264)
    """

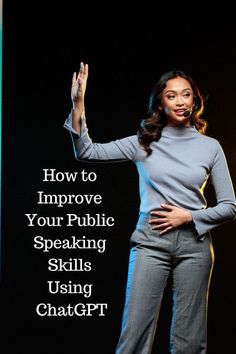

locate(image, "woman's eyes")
(167, 93), (191, 100)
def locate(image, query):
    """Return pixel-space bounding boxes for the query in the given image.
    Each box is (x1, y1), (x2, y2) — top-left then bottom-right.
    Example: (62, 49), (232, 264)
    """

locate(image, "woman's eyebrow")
(164, 88), (192, 94)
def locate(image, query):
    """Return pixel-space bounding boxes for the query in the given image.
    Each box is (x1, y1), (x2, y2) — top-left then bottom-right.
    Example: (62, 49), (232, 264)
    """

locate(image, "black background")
(1, 4), (236, 354)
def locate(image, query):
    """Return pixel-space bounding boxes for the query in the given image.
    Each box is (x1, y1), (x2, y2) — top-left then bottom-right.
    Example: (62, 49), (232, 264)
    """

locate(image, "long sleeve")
(63, 112), (140, 162)
(191, 141), (236, 236)
(64, 117), (236, 235)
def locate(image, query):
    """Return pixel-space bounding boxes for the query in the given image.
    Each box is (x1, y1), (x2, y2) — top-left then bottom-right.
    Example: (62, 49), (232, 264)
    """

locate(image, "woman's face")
(160, 76), (195, 127)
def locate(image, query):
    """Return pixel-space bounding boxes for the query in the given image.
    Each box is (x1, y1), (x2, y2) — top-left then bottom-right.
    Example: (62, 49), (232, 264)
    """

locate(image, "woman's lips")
(175, 109), (185, 116)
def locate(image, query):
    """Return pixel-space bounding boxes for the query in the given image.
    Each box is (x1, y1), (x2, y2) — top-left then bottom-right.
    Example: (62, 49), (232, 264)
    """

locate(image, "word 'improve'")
(37, 191), (102, 207)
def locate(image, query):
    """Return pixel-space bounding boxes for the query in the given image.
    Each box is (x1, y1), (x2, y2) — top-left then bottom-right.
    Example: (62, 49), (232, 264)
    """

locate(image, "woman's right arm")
(64, 62), (140, 162)
(71, 62), (88, 134)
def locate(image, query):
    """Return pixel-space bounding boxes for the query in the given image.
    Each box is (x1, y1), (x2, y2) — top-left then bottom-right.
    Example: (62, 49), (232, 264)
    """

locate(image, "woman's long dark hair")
(137, 70), (207, 155)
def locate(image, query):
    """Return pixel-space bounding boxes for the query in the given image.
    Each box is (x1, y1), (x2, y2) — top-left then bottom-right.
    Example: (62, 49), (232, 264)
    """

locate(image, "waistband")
(137, 212), (165, 226)
(136, 212), (196, 232)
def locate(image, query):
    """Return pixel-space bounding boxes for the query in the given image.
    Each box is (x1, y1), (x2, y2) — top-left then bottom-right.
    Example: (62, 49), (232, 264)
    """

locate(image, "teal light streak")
(0, 0), (2, 278)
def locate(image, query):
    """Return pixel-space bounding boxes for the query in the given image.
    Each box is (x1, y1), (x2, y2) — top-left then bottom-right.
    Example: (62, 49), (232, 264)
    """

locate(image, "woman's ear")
(158, 105), (163, 110)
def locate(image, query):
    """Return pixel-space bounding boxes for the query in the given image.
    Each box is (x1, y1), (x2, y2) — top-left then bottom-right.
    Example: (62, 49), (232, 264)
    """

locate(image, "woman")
(64, 62), (236, 354)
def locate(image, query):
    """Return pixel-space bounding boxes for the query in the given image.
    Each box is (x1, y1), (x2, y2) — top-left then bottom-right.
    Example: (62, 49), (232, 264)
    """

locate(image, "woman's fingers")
(152, 222), (170, 230)
(160, 226), (173, 235)
(149, 217), (167, 224)
(83, 63), (89, 79)
(160, 203), (174, 211)
(72, 72), (77, 83)
(72, 62), (89, 84)
(150, 211), (168, 217)
(71, 62), (89, 105)
(78, 62), (84, 79)
(79, 62), (89, 80)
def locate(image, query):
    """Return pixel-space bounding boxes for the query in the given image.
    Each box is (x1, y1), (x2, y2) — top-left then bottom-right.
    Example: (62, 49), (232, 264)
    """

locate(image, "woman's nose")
(175, 97), (184, 106)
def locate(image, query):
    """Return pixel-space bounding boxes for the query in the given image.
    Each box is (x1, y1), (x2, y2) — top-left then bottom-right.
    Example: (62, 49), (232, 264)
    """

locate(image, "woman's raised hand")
(71, 62), (89, 109)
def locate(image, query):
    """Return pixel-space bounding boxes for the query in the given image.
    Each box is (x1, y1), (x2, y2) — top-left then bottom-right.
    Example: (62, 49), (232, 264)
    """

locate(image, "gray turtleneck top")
(64, 113), (236, 237)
